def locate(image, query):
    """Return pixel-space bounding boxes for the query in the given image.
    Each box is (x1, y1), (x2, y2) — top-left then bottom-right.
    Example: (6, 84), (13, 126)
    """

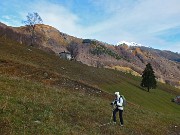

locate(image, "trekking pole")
(99, 104), (115, 127)
(110, 104), (115, 123)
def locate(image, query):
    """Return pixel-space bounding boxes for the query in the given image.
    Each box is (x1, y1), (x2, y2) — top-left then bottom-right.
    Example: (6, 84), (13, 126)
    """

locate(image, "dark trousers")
(113, 108), (123, 125)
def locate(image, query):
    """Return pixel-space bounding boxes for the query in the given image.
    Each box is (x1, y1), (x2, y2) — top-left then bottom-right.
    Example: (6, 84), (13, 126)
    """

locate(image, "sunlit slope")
(0, 37), (180, 134)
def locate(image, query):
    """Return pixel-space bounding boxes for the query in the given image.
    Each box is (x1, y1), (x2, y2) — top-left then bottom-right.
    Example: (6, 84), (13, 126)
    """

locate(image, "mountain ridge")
(0, 22), (180, 88)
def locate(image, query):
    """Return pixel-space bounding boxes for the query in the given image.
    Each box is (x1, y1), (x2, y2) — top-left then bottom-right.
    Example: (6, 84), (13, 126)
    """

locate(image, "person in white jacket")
(111, 92), (124, 126)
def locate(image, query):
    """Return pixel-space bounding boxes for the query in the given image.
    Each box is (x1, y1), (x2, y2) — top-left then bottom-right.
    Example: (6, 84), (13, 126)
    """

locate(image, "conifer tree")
(141, 63), (157, 92)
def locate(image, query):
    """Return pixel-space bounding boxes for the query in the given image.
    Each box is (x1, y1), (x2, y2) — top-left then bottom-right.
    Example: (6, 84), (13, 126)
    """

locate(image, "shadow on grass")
(127, 81), (149, 92)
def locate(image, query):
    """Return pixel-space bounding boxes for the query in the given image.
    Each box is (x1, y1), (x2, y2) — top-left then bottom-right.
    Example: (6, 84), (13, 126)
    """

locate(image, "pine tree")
(141, 63), (157, 92)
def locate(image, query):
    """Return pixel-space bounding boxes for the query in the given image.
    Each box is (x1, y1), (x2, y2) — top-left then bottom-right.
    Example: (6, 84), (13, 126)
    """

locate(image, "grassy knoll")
(0, 37), (180, 134)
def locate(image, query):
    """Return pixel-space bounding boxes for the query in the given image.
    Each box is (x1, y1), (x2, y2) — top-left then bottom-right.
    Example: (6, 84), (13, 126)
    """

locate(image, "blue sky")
(0, 0), (180, 53)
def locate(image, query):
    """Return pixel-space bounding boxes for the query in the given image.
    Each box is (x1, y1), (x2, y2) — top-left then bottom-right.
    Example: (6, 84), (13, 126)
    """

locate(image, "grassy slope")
(0, 37), (180, 134)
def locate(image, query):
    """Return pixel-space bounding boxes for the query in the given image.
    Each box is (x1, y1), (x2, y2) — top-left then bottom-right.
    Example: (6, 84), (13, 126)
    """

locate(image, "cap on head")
(114, 92), (120, 96)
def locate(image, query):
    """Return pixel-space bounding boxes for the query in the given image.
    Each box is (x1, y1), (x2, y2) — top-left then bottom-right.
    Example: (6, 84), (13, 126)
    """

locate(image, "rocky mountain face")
(0, 22), (180, 88)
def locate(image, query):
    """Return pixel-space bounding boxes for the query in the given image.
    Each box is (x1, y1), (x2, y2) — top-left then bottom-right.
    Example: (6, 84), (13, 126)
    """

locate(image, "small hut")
(59, 51), (72, 60)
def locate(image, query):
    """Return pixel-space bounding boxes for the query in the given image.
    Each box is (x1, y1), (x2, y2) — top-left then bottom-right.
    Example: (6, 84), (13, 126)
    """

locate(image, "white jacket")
(113, 95), (124, 110)
(117, 96), (123, 110)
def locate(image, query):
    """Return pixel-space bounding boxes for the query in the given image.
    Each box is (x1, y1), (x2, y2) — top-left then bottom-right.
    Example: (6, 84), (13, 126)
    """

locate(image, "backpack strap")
(118, 97), (123, 107)
(119, 96), (123, 102)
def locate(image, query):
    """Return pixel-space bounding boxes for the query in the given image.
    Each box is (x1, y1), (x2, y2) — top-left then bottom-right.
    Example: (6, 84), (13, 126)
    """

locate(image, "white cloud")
(1, 0), (180, 52)
(20, 1), (86, 38)
(0, 15), (21, 26)
(2, 15), (11, 20)
(86, 0), (180, 52)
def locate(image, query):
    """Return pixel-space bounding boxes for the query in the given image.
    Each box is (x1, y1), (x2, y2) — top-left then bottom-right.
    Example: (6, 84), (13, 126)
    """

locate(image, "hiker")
(111, 92), (124, 126)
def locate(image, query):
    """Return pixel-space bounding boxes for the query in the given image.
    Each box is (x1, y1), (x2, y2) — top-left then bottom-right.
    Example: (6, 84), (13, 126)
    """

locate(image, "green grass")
(0, 37), (180, 134)
(1, 75), (179, 135)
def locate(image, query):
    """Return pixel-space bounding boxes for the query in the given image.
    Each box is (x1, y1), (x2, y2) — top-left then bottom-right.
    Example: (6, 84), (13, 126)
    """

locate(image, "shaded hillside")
(0, 22), (180, 88)
(139, 46), (180, 62)
(0, 36), (180, 135)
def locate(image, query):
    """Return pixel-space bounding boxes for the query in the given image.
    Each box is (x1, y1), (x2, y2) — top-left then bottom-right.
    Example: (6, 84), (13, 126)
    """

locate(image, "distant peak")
(116, 41), (144, 47)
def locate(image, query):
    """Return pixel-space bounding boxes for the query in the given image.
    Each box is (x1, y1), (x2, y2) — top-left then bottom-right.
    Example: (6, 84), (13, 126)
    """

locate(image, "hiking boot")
(113, 122), (116, 125)
(120, 124), (124, 127)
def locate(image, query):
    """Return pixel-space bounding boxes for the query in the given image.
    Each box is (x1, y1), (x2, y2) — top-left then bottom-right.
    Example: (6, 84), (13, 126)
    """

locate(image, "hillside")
(0, 22), (180, 89)
(0, 33), (180, 134)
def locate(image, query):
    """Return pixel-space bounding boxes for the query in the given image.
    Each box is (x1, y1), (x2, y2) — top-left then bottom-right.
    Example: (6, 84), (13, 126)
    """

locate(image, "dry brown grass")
(107, 66), (141, 76)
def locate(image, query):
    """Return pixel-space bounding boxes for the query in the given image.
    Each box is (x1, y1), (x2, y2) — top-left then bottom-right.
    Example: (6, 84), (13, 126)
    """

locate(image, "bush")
(90, 44), (122, 60)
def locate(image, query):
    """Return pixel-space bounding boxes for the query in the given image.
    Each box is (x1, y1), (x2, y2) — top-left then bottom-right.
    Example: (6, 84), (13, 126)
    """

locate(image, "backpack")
(120, 95), (127, 107)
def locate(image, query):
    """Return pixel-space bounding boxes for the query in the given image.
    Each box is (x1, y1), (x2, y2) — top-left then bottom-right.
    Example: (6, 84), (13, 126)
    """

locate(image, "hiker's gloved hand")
(110, 102), (113, 105)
